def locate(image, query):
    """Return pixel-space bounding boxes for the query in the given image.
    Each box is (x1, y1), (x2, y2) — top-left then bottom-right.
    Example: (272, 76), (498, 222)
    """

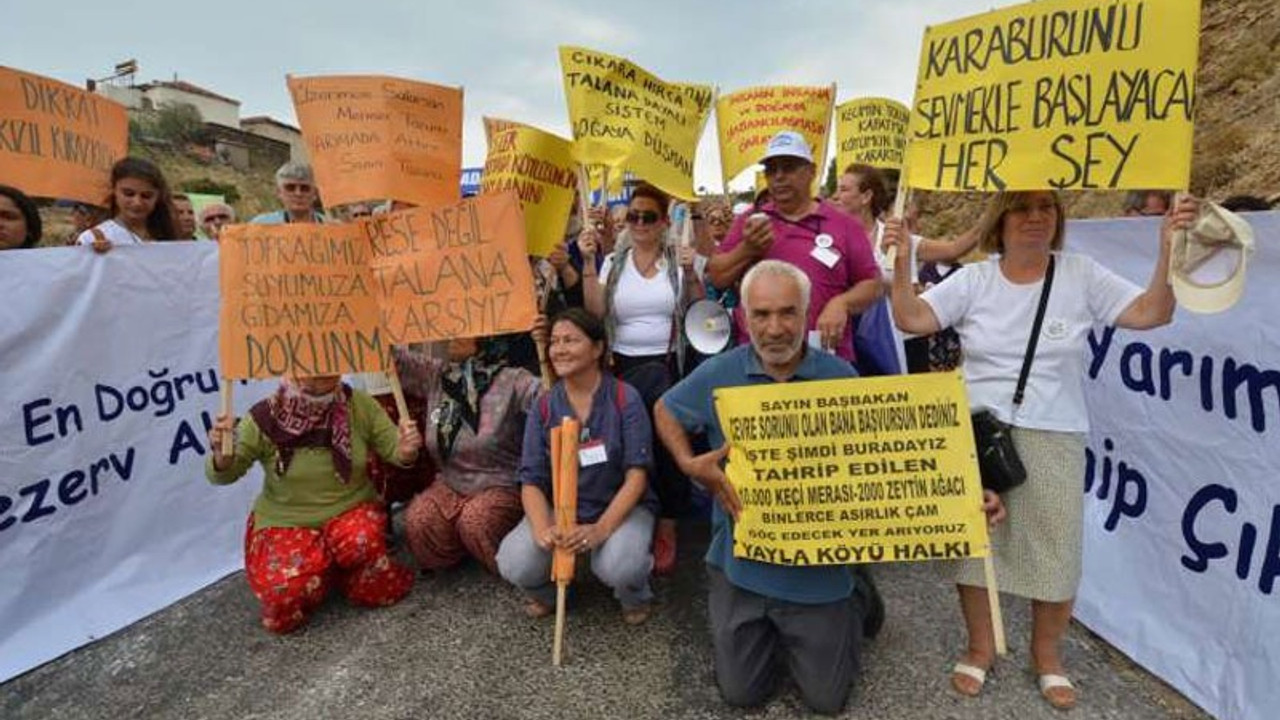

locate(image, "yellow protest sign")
(365, 192), (538, 344)
(219, 223), (388, 379)
(905, 0), (1199, 192)
(835, 97), (910, 172)
(559, 46), (712, 201)
(716, 85), (834, 186)
(0, 66), (128, 206)
(288, 74), (463, 208)
(480, 117), (577, 257)
(714, 373), (989, 566)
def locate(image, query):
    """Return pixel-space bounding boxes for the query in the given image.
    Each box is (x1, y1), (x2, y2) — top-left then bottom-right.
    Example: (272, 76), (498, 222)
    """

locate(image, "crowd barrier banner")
(0, 66), (128, 206)
(716, 85), (834, 187)
(1071, 212), (1280, 720)
(559, 46), (712, 201)
(905, 0), (1200, 192)
(835, 97), (909, 172)
(716, 373), (988, 566)
(480, 117), (577, 258)
(366, 191), (537, 344)
(288, 74), (463, 208)
(0, 243), (271, 683)
(219, 222), (389, 379)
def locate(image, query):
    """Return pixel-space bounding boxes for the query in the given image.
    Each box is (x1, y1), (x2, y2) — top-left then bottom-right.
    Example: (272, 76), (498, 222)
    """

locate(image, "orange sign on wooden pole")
(365, 191), (538, 344)
(551, 416), (581, 667)
(218, 222), (389, 379)
(0, 66), (128, 206)
(288, 74), (463, 208)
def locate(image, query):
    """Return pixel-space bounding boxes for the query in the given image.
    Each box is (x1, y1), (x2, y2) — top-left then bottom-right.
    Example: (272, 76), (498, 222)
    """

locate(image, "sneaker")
(652, 519), (677, 576)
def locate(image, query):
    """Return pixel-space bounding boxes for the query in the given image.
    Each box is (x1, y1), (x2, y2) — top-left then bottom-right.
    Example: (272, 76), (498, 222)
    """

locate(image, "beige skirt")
(950, 426), (1086, 602)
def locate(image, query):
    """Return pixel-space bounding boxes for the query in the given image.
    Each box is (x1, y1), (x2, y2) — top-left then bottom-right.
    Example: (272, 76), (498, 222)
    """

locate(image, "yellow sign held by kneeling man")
(714, 372), (989, 566)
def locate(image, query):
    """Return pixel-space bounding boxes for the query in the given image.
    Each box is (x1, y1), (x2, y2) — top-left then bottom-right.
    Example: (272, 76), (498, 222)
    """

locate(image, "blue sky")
(8, 0), (1015, 190)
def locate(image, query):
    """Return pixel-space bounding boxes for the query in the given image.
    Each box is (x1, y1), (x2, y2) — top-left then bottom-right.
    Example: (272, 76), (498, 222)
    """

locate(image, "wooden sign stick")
(218, 379), (234, 455)
(983, 553), (1009, 656)
(385, 359), (411, 423)
(576, 165), (593, 222)
(884, 185), (912, 268)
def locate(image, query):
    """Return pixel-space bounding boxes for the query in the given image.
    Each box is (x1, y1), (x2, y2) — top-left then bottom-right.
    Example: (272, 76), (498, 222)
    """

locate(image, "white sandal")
(951, 662), (988, 697)
(1037, 673), (1077, 710)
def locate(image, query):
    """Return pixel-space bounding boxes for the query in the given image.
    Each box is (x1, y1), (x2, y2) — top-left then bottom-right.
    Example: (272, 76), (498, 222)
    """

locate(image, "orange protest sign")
(288, 74), (463, 208)
(0, 66), (127, 205)
(552, 417), (581, 583)
(365, 191), (538, 344)
(218, 222), (389, 379)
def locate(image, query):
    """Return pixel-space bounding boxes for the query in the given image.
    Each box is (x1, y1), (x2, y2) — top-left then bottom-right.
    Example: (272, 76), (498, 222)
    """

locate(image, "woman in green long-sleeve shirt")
(207, 374), (422, 634)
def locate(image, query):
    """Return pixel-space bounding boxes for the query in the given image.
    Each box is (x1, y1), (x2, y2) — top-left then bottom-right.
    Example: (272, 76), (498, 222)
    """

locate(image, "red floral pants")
(244, 502), (413, 634)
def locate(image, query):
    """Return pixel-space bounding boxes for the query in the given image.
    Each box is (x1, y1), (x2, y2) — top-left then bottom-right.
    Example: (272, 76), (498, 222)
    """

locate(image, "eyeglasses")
(706, 214), (730, 225)
(626, 210), (662, 226)
(282, 183), (313, 194)
(762, 158), (809, 177)
(204, 214), (231, 222)
(350, 211), (372, 219)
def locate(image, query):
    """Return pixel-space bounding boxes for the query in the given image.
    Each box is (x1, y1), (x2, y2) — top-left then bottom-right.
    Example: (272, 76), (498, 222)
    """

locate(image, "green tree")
(154, 102), (206, 145)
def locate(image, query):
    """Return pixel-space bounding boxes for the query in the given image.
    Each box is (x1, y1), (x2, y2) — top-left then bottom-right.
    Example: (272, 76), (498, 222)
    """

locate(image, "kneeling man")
(655, 260), (883, 715)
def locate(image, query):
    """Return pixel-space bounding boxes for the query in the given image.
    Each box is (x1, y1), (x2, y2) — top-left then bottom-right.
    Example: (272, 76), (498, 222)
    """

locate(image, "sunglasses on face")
(763, 158), (808, 176)
(626, 210), (662, 226)
(282, 183), (313, 194)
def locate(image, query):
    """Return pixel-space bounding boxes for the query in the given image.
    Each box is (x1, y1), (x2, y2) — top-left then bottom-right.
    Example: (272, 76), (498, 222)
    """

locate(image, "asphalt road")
(2, 521), (1210, 720)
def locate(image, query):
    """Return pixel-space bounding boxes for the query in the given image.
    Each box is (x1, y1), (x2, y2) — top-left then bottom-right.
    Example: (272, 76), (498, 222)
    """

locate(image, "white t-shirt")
(599, 252), (704, 357)
(921, 252), (1142, 432)
(76, 219), (146, 246)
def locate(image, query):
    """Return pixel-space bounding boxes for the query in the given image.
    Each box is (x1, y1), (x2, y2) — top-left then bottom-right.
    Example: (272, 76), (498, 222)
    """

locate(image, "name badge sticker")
(811, 245), (840, 268)
(579, 440), (608, 467)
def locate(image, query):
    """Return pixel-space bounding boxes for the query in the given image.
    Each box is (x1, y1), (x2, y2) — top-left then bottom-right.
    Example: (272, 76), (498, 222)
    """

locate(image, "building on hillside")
(95, 78), (241, 128)
(240, 116), (308, 164)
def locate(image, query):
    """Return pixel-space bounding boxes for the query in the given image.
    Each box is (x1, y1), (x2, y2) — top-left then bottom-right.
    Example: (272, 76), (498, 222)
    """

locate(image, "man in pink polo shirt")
(707, 131), (882, 363)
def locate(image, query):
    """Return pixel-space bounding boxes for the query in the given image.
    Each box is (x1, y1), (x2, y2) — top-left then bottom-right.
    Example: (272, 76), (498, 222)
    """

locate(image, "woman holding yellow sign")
(884, 189), (1196, 710)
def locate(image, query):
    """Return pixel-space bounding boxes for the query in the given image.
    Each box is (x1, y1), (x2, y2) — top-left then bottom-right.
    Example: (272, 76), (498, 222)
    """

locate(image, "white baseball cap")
(1169, 201), (1254, 314)
(760, 131), (814, 164)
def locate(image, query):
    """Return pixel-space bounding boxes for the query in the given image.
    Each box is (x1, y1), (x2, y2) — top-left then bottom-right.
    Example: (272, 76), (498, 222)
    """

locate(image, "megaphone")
(684, 299), (733, 355)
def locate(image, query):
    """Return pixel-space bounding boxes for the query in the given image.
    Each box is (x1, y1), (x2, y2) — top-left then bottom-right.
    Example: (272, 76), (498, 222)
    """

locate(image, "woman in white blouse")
(883, 189), (1196, 710)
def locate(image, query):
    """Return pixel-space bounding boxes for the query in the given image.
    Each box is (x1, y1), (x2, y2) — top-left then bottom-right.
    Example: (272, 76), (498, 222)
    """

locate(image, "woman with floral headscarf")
(207, 375), (422, 634)
(395, 335), (542, 574)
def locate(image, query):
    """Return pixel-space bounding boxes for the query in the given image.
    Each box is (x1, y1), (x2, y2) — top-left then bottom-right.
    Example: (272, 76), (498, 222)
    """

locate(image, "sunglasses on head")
(626, 210), (662, 226)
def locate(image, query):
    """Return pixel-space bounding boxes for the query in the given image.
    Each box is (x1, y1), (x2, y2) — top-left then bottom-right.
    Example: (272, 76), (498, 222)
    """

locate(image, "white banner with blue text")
(1072, 212), (1280, 720)
(0, 243), (271, 682)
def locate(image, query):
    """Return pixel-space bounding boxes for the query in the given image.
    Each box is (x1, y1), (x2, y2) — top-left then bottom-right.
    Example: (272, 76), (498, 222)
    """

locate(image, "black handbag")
(971, 255), (1056, 493)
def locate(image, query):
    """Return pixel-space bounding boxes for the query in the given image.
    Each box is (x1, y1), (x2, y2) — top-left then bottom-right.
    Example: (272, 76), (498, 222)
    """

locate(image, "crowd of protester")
(3, 129), (1260, 714)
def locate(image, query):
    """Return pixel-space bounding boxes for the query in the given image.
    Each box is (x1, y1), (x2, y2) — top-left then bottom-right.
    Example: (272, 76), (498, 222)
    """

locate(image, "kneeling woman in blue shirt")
(496, 308), (659, 625)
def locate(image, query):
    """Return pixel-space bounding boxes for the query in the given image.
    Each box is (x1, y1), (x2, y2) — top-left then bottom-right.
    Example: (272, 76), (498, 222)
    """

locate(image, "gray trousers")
(707, 566), (867, 716)
(496, 508), (655, 609)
